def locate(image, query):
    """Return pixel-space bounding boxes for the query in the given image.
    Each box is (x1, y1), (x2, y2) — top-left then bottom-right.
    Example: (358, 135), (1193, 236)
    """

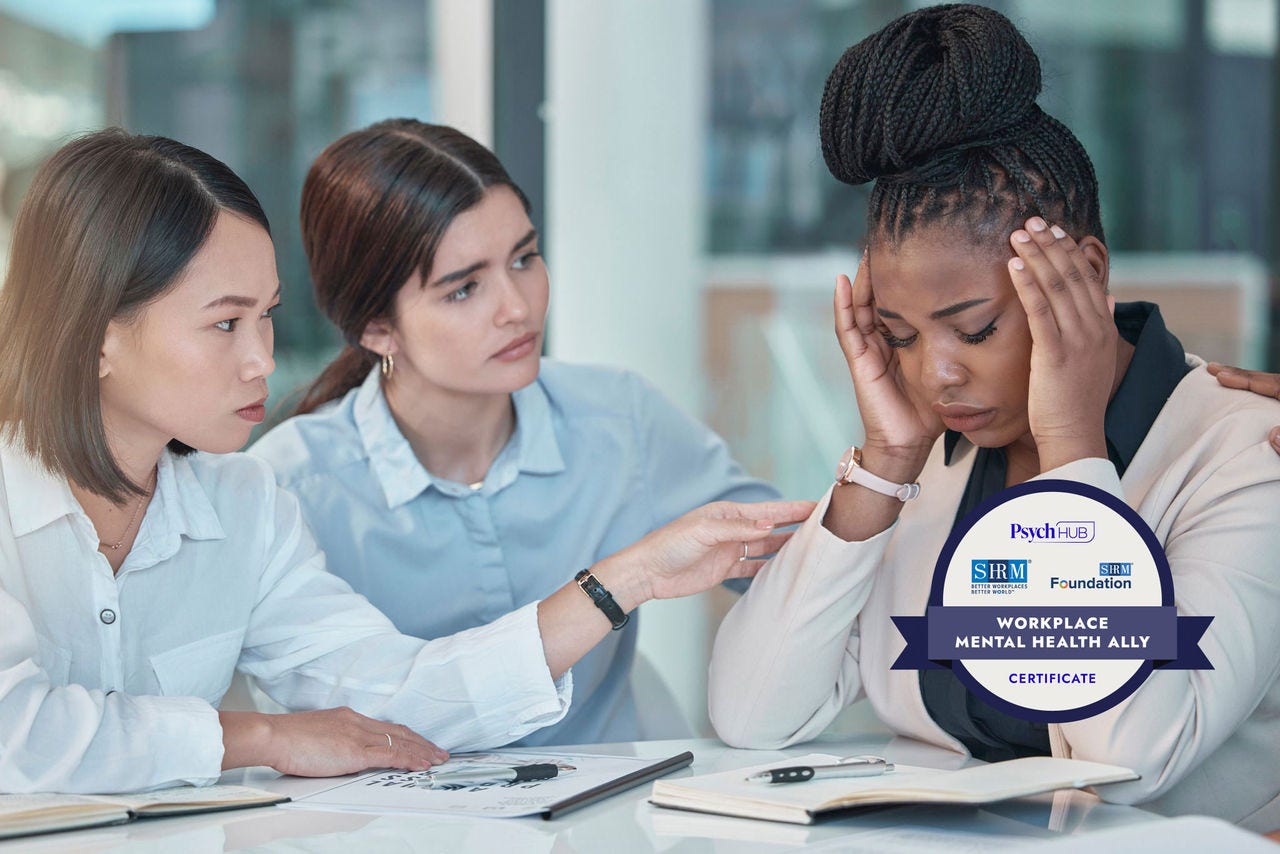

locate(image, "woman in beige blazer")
(709, 4), (1280, 830)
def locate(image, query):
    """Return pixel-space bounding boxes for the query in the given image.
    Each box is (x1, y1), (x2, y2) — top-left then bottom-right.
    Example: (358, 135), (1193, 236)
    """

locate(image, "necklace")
(99, 469), (156, 552)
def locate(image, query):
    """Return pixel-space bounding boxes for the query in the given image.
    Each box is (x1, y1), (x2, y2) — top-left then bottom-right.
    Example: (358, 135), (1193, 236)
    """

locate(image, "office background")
(0, 0), (1275, 737)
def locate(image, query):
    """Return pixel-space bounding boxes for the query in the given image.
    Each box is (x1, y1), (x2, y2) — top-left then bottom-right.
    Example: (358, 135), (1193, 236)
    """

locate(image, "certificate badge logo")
(891, 480), (1213, 722)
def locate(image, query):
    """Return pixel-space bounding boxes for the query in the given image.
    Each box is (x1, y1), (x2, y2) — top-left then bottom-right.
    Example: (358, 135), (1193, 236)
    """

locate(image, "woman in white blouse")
(0, 129), (812, 794)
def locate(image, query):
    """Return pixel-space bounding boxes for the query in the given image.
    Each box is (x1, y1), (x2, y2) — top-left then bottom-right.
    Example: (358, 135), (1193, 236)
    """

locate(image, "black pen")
(426, 763), (575, 788)
(746, 758), (894, 784)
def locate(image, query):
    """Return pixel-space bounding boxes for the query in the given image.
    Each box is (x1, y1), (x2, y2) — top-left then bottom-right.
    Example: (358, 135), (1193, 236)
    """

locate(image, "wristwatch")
(835, 445), (921, 501)
(575, 569), (630, 630)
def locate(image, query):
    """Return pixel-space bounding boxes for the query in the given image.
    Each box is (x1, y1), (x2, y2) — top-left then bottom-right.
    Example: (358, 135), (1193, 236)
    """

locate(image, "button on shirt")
(0, 442), (570, 794)
(250, 360), (778, 746)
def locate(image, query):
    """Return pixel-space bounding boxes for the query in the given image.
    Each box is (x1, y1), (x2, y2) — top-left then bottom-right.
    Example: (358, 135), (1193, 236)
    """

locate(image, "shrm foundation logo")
(970, 559), (1030, 592)
(1009, 521), (1095, 543)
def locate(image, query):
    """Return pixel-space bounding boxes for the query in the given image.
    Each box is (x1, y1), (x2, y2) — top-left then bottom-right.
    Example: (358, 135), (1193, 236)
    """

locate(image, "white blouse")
(0, 441), (571, 794)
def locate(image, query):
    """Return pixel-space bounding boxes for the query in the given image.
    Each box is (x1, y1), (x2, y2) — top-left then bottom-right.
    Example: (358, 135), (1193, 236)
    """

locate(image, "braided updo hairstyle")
(819, 3), (1104, 248)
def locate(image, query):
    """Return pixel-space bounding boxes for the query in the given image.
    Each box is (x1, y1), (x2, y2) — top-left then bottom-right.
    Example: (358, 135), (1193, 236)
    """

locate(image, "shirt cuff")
(494, 602), (573, 739)
(760, 485), (898, 589)
(135, 695), (225, 789)
(1032, 457), (1124, 499)
(809, 484), (900, 545)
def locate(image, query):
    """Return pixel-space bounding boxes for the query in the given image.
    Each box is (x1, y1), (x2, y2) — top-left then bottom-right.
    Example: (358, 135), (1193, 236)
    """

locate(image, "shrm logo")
(1099, 562), (1133, 576)
(1009, 521), (1095, 543)
(971, 559), (1030, 584)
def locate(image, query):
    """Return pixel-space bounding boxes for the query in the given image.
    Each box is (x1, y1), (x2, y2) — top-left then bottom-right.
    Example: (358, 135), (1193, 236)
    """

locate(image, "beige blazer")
(709, 360), (1280, 829)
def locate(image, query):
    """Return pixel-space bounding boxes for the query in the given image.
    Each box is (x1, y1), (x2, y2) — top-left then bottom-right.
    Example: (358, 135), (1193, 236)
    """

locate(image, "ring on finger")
(739, 542), (778, 563)
(384, 732), (393, 751)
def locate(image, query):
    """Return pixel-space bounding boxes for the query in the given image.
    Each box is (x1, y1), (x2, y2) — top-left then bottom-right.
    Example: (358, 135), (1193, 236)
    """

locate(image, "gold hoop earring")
(381, 352), (395, 379)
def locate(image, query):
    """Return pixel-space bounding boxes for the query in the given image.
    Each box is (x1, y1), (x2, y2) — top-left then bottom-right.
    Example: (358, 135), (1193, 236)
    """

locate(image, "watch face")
(836, 447), (856, 482)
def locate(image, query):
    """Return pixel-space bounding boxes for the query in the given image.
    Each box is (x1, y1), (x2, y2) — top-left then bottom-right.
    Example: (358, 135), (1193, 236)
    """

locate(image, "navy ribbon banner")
(892, 606), (1212, 670)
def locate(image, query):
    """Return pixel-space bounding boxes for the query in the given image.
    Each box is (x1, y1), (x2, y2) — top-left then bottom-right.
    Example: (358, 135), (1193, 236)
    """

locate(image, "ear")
(99, 320), (122, 379)
(1077, 235), (1110, 293)
(359, 317), (396, 357)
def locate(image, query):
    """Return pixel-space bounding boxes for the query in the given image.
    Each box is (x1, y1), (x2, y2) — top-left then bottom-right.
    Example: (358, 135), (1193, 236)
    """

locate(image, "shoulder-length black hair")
(0, 128), (270, 503)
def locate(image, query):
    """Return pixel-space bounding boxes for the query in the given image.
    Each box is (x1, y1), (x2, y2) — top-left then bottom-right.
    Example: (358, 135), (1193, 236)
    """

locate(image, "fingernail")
(1050, 225), (1066, 239)
(756, 520), (776, 530)
(1271, 431), (1280, 452)
(1206, 362), (1223, 371)
(1028, 217), (1047, 232)
(1010, 258), (1026, 270)
(1013, 231), (1032, 243)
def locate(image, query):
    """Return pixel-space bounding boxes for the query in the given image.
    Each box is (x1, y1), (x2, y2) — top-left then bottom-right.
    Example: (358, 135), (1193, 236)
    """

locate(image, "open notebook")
(0, 785), (288, 840)
(650, 754), (1139, 825)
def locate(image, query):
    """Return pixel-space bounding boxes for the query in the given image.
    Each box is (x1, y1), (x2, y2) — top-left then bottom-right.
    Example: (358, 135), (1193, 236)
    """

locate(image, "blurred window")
(0, 0), (436, 422)
(708, 0), (1277, 262)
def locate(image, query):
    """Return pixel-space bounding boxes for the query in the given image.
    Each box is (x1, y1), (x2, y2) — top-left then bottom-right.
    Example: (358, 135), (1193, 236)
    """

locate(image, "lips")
(492, 332), (539, 362)
(236, 397), (268, 424)
(932, 402), (996, 433)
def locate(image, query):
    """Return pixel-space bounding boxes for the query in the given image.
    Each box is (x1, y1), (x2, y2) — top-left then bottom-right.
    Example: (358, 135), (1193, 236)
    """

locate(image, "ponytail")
(295, 346), (377, 416)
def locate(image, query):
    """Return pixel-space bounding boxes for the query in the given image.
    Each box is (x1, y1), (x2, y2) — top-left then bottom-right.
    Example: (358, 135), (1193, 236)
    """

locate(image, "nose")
(916, 339), (966, 396)
(240, 324), (275, 383)
(493, 273), (531, 326)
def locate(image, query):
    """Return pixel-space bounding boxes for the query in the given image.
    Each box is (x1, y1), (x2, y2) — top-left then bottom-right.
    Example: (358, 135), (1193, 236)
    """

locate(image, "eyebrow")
(428, 228), (540, 288)
(877, 297), (992, 321)
(202, 285), (281, 310)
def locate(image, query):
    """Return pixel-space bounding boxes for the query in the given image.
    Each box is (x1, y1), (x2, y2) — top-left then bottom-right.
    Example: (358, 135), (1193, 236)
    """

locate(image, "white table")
(0, 734), (1196, 852)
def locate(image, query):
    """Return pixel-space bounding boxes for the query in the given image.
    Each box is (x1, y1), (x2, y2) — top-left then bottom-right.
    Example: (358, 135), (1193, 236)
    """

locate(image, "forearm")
(536, 553), (648, 680)
(710, 489), (890, 747)
(218, 710), (275, 771)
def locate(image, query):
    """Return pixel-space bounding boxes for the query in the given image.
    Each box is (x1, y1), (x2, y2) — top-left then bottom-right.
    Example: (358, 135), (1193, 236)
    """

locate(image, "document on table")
(285, 751), (682, 818)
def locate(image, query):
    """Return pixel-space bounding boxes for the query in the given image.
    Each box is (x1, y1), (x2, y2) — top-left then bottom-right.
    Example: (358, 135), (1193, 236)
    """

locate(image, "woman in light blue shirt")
(250, 121), (781, 745)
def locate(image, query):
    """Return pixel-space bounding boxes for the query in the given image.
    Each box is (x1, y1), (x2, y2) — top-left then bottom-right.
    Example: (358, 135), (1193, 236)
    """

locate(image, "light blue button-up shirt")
(250, 359), (777, 746)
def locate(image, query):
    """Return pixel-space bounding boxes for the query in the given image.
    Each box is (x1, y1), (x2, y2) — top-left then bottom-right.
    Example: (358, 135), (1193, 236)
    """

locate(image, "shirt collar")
(148, 451), (225, 543)
(943, 301), (1187, 471)
(1103, 301), (1189, 473)
(1, 439), (78, 537)
(509, 378), (566, 477)
(354, 367), (433, 509)
(353, 366), (566, 509)
(1, 439), (224, 543)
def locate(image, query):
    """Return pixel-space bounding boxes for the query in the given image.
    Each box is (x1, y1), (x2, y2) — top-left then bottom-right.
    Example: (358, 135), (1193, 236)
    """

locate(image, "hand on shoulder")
(1207, 363), (1280, 454)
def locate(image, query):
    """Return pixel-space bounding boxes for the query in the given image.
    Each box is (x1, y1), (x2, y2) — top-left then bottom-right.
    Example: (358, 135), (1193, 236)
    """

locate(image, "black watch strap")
(574, 569), (630, 631)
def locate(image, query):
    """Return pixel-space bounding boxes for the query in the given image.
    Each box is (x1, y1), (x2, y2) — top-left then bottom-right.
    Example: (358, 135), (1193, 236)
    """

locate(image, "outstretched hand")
(599, 500), (816, 608)
(1006, 216), (1115, 472)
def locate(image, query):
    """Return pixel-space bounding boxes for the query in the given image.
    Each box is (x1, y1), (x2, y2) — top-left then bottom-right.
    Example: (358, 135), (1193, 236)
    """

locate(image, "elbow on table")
(708, 693), (816, 750)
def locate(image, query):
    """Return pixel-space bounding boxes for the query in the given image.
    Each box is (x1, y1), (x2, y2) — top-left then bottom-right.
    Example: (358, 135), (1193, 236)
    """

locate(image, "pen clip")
(835, 754), (888, 767)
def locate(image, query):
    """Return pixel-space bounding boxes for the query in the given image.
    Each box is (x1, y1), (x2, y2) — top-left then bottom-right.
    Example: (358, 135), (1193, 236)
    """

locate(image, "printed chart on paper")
(284, 751), (659, 817)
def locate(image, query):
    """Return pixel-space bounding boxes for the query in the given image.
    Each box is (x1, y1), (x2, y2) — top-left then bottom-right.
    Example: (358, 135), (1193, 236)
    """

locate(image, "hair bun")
(820, 3), (1043, 186)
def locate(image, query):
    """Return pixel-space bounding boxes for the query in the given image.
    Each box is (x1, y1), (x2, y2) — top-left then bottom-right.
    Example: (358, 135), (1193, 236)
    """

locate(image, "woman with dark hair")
(709, 4), (1280, 827)
(249, 119), (785, 745)
(0, 128), (811, 794)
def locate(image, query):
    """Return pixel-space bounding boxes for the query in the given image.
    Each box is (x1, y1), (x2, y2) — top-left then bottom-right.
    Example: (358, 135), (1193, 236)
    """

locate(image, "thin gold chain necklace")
(99, 469), (156, 552)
